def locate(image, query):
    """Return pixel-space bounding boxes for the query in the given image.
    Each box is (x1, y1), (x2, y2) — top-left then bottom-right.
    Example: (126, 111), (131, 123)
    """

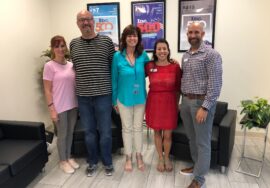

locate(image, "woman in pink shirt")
(43, 35), (79, 174)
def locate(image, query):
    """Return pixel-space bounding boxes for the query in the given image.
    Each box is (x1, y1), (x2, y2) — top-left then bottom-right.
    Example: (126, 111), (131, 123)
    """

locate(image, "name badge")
(133, 84), (140, 95)
(184, 58), (188, 62)
(150, 68), (157, 72)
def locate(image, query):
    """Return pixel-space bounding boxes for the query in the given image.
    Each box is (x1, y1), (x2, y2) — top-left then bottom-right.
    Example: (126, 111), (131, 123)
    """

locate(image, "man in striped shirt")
(179, 22), (223, 188)
(70, 10), (115, 177)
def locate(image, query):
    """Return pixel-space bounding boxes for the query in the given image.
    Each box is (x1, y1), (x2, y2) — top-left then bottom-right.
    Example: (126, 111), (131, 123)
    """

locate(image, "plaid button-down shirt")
(181, 42), (223, 110)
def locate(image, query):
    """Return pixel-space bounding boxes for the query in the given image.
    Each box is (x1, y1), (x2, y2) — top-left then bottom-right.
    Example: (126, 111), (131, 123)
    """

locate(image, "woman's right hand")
(113, 105), (119, 114)
(49, 108), (59, 122)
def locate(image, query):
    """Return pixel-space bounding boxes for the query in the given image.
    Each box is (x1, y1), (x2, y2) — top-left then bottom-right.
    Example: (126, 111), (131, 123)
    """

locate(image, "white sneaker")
(60, 161), (75, 174)
(68, 158), (80, 169)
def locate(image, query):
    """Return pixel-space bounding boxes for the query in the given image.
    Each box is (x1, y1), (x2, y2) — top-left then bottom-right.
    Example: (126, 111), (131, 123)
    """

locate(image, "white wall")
(0, 0), (52, 125)
(0, 0), (269, 131)
(49, 0), (270, 130)
(216, 0), (270, 108)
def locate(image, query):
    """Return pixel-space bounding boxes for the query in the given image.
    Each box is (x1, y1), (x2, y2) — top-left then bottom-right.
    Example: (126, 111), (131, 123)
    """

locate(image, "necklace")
(126, 53), (135, 66)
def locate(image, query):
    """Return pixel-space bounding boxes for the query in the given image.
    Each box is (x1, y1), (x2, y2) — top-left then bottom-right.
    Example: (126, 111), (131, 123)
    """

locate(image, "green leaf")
(240, 97), (270, 129)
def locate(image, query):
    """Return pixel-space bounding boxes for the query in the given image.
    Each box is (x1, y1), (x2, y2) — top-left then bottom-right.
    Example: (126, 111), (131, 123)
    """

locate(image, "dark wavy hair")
(119, 24), (144, 57)
(50, 35), (67, 59)
(152, 38), (171, 63)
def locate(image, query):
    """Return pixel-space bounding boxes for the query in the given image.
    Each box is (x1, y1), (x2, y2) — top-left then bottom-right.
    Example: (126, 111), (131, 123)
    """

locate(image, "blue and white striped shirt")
(181, 42), (223, 110)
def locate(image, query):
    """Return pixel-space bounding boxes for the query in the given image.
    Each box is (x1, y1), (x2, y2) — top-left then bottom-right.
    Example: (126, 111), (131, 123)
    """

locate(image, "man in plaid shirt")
(179, 22), (223, 188)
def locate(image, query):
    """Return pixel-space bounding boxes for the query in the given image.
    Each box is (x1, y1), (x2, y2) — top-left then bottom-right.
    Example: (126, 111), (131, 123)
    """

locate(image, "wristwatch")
(201, 106), (208, 112)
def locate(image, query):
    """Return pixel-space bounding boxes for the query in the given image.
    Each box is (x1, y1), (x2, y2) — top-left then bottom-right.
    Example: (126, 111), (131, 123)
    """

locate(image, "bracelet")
(48, 103), (54, 107)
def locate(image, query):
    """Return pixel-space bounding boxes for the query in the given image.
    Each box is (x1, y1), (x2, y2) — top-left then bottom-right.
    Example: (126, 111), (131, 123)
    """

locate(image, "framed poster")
(131, 0), (166, 52)
(178, 0), (217, 52)
(87, 2), (120, 49)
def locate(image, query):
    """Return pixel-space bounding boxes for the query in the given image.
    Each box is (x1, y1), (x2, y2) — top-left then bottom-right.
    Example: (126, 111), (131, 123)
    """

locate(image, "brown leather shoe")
(179, 166), (194, 176)
(187, 179), (201, 188)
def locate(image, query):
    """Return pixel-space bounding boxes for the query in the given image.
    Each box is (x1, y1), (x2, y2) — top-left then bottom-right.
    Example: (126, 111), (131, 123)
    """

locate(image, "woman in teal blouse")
(111, 25), (149, 172)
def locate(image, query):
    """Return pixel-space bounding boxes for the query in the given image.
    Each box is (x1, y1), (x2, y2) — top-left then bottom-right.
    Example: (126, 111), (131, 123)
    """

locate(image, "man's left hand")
(196, 107), (208, 124)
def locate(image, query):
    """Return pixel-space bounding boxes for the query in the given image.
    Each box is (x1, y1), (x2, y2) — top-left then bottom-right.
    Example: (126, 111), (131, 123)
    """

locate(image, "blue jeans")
(78, 94), (112, 167)
(180, 96), (216, 185)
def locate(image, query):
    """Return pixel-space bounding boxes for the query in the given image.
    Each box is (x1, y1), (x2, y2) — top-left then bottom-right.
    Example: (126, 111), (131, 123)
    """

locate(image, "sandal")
(136, 153), (145, 171)
(164, 158), (173, 172)
(157, 158), (165, 172)
(124, 155), (132, 172)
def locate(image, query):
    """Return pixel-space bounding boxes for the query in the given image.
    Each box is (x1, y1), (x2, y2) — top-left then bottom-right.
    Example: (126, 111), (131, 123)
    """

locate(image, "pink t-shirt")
(43, 60), (78, 113)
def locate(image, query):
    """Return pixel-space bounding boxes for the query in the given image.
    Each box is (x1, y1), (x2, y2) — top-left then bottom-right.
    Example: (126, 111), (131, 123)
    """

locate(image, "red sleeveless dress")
(145, 62), (182, 130)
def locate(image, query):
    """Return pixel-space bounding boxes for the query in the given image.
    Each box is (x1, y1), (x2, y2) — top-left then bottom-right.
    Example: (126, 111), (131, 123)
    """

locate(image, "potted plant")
(240, 97), (270, 129)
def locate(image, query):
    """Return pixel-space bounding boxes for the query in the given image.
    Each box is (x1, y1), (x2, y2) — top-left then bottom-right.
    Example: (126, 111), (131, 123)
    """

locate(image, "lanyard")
(126, 54), (137, 81)
(134, 59), (137, 81)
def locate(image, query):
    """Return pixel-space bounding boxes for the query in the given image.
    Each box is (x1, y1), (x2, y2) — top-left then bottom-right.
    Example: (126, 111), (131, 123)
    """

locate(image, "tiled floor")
(28, 130), (270, 188)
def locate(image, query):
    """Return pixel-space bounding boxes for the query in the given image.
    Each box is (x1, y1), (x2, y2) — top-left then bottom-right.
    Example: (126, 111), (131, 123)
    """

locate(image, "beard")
(83, 25), (91, 33)
(188, 37), (201, 46)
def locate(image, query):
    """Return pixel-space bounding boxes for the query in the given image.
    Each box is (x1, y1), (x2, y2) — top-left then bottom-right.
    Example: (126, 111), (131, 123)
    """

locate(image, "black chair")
(71, 109), (123, 156)
(170, 101), (237, 173)
(0, 120), (48, 188)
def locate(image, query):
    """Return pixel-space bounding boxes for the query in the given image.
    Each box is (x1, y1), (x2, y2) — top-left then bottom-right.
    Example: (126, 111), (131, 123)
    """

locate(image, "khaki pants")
(117, 100), (145, 155)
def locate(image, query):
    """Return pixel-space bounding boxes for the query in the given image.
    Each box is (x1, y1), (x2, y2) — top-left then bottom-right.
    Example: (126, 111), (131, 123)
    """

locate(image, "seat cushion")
(112, 109), (121, 124)
(0, 128), (3, 140)
(213, 102), (228, 125)
(0, 139), (44, 176)
(172, 124), (189, 143)
(111, 121), (121, 138)
(73, 120), (121, 141)
(73, 120), (85, 140)
(172, 124), (219, 150)
(0, 164), (10, 185)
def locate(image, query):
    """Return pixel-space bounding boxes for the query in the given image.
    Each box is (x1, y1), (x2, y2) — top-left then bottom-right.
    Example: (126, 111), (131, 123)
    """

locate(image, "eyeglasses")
(77, 18), (93, 23)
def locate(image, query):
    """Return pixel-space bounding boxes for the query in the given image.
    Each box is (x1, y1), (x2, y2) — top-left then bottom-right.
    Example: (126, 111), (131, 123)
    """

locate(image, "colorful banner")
(132, 1), (165, 51)
(87, 3), (120, 48)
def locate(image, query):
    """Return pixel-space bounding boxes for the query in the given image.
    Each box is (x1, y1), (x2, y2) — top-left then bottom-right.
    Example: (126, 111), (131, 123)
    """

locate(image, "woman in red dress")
(145, 39), (181, 172)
